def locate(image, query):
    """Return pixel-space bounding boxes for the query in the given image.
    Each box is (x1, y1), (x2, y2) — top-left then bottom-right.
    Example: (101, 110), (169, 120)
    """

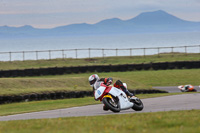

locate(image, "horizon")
(0, 0), (200, 28)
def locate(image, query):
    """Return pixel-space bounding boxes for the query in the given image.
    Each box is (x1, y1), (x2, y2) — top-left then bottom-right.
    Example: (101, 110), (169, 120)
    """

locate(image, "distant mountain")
(127, 10), (186, 24)
(0, 10), (200, 37)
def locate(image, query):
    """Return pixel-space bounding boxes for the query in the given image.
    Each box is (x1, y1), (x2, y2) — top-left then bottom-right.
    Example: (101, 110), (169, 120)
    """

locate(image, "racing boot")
(126, 90), (135, 97)
(114, 80), (135, 97)
(119, 83), (135, 97)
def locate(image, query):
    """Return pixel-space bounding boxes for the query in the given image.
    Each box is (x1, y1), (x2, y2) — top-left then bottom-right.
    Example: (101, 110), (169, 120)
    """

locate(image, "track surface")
(153, 86), (200, 93)
(0, 93), (200, 121)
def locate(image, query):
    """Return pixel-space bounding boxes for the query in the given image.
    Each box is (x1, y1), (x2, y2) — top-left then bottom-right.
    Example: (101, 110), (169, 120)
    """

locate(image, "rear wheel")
(191, 89), (197, 92)
(131, 98), (144, 111)
(102, 97), (120, 113)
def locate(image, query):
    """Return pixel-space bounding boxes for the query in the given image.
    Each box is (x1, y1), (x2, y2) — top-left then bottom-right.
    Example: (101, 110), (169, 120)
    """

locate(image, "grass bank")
(0, 53), (200, 70)
(0, 69), (200, 95)
(0, 110), (200, 133)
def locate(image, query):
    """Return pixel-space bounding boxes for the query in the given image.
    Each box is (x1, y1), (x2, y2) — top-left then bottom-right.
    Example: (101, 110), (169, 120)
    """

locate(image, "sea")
(0, 32), (200, 61)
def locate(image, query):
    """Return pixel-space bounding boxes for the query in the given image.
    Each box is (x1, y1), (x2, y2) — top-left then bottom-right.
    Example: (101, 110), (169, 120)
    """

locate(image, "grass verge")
(1, 69), (200, 95)
(0, 110), (200, 133)
(0, 53), (200, 70)
(0, 93), (189, 116)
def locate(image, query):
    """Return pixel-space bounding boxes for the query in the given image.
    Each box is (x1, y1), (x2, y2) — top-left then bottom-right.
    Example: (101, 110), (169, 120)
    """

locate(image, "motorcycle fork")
(104, 95), (115, 103)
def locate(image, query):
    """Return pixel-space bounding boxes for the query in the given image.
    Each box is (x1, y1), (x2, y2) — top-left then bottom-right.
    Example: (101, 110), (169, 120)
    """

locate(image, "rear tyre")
(191, 89), (197, 92)
(102, 97), (120, 113)
(131, 98), (144, 111)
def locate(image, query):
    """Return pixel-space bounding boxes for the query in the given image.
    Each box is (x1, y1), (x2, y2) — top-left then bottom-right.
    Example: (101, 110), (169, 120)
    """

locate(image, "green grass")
(1, 69), (200, 95)
(0, 93), (193, 116)
(0, 53), (200, 70)
(0, 53), (199, 132)
(0, 97), (97, 116)
(0, 110), (200, 133)
(0, 77), (89, 95)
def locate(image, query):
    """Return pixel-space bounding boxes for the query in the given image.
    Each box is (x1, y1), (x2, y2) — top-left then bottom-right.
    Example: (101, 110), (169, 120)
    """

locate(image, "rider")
(183, 85), (194, 91)
(88, 74), (135, 110)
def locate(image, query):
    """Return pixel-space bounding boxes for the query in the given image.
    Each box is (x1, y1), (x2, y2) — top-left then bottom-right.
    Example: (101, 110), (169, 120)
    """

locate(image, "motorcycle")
(178, 85), (197, 92)
(94, 83), (144, 113)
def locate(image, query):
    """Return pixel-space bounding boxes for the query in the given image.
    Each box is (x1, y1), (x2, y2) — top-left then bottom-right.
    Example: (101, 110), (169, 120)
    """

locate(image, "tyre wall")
(0, 89), (167, 104)
(0, 61), (200, 77)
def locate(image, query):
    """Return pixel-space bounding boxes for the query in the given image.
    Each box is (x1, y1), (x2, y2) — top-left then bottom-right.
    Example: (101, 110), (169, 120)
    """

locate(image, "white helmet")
(89, 74), (99, 87)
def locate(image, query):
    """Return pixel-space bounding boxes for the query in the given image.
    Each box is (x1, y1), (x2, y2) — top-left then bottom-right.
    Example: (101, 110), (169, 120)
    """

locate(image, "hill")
(0, 10), (200, 37)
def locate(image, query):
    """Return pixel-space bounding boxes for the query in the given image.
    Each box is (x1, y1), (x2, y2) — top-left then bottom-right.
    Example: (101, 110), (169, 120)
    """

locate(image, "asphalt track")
(153, 86), (200, 93)
(0, 93), (200, 121)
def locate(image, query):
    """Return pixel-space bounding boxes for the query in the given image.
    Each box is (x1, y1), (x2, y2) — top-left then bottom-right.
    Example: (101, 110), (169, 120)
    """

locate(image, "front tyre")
(102, 97), (120, 113)
(131, 98), (144, 111)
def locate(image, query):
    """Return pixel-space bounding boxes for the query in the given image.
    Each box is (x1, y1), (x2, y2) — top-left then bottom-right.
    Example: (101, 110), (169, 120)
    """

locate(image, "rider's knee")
(114, 80), (123, 88)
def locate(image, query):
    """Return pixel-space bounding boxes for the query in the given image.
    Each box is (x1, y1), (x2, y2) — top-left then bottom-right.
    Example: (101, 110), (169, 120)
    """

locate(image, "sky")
(0, 0), (200, 28)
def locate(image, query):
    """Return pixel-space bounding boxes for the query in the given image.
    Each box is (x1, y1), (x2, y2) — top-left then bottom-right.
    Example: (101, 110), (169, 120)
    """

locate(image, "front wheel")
(102, 97), (120, 113)
(130, 98), (144, 111)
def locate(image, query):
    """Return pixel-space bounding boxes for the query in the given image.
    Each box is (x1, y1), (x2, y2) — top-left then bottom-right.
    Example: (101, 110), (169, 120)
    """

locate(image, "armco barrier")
(0, 61), (200, 78)
(0, 89), (167, 104)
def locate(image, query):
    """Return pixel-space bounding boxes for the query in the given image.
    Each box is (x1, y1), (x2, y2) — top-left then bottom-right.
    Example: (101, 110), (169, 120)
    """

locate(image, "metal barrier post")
(88, 48), (90, 58)
(130, 48), (132, 56)
(199, 45), (200, 54)
(158, 48), (160, 57)
(102, 49), (104, 58)
(36, 51), (38, 60)
(49, 50), (51, 60)
(23, 51), (25, 61)
(62, 50), (64, 59)
(75, 49), (78, 59)
(185, 46), (187, 56)
(9, 52), (11, 61)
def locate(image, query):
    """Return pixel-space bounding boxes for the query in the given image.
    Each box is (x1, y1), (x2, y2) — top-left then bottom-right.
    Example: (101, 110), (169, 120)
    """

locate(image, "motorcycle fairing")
(94, 86), (106, 100)
(109, 87), (133, 110)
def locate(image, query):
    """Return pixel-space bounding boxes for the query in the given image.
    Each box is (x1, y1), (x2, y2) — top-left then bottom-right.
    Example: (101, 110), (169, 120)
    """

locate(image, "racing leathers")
(93, 77), (134, 97)
(113, 79), (135, 97)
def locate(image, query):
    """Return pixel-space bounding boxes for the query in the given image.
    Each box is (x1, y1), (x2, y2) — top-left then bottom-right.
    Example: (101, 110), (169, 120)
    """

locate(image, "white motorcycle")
(94, 83), (144, 112)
